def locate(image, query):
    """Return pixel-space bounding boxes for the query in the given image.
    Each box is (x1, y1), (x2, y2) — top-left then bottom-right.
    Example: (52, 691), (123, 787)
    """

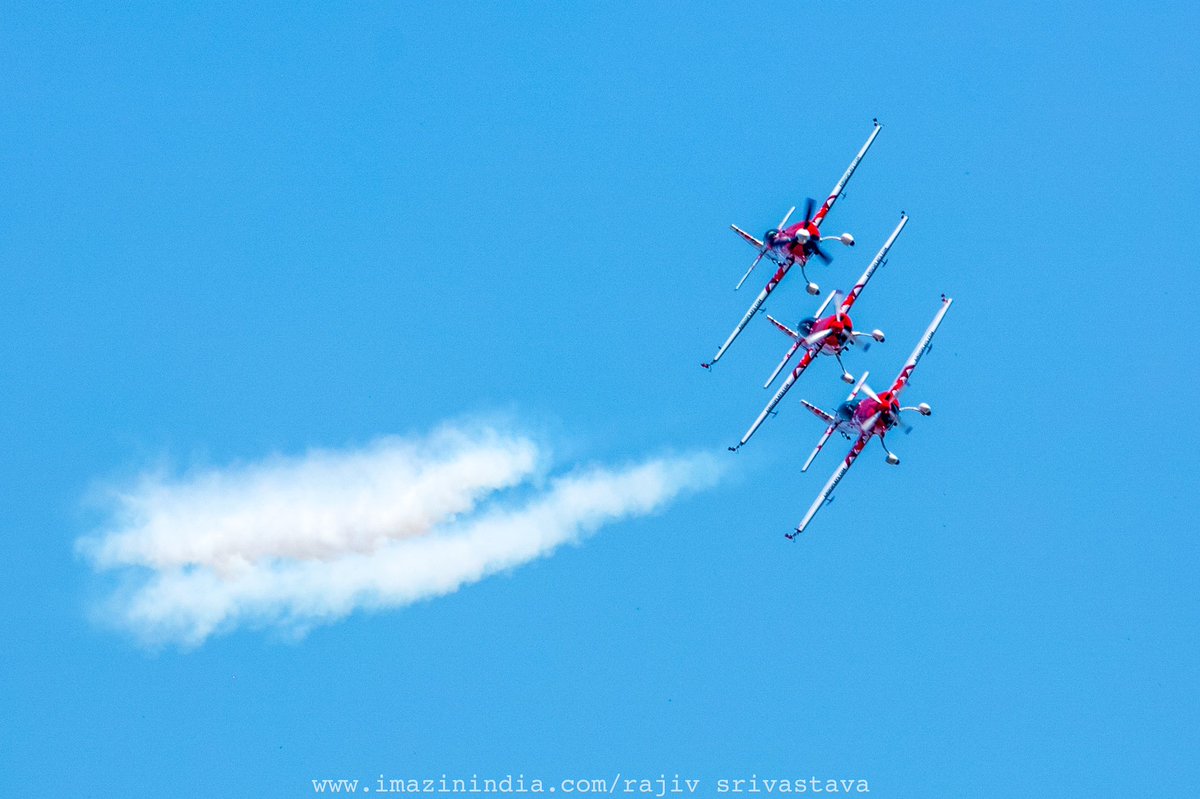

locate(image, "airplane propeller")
(803, 327), (831, 347)
(858, 383), (907, 432)
(796, 197), (833, 265)
(861, 412), (882, 436)
(857, 395), (903, 460)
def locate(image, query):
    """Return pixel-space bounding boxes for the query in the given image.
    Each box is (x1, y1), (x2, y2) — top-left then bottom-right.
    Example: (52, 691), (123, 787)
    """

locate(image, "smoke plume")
(79, 423), (719, 647)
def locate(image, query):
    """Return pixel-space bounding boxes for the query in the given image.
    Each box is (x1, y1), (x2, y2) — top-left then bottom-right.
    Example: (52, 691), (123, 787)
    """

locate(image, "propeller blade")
(811, 241), (832, 264)
(859, 383), (881, 402)
(735, 250), (766, 291)
(802, 197), (815, 223)
(803, 328), (829, 347)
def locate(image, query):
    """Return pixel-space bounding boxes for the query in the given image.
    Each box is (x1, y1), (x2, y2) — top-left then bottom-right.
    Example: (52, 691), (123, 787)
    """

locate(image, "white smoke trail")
(79, 424), (720, 647)
(81, 425), (541, 572)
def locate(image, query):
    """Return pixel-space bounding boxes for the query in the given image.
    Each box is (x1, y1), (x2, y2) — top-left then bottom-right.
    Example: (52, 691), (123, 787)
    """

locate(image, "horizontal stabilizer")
(801, 400), (835, 424)
(766, 315), (799, 339)
(730, 225), (763, 249)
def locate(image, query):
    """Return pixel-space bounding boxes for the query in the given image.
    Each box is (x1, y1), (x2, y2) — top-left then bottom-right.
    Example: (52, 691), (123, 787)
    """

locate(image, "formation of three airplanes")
(701, 119), (953, 539)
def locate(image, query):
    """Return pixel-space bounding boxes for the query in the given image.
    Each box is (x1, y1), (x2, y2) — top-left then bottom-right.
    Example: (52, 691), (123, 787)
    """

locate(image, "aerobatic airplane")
(787, 296), (953, 539)
(702, 119), (883, 370)
(727, 214), (909, 452)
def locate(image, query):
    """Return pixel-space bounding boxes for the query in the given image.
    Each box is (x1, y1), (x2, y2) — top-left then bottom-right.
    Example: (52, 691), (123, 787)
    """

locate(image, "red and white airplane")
(701, 120), (883, 369)
(728, 214), (909, 452)
(787, 296), (953, 539)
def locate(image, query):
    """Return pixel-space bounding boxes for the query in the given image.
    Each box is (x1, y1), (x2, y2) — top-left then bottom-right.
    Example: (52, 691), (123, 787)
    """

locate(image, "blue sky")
(2, 2), (1197, 796)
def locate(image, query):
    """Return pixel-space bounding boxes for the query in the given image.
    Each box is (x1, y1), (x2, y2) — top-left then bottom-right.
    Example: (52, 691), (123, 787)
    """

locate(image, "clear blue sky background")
(2, 2), (1197, 796)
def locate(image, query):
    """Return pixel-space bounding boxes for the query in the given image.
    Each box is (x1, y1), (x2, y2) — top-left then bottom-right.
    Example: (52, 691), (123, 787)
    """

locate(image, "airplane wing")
(763, 339), (803, 388)
(791, 432), (870, 537)
(704, 262), (793, 368)
(801, 423), (837, 473)
(839, 214), (907, 314)
(812, 119), (883, 227)
(889, 296), (953, 397)
(731, 347), (818, 449)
